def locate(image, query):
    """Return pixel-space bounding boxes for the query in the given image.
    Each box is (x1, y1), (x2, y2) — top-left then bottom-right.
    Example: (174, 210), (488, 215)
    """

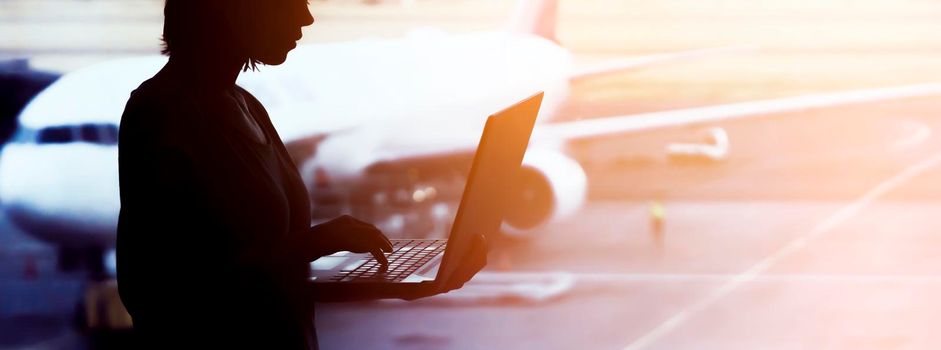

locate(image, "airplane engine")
(501, 150), (586, 239)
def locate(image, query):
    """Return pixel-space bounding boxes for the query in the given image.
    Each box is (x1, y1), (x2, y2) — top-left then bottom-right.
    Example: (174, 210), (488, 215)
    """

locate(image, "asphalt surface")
(315, 197), (941, 349)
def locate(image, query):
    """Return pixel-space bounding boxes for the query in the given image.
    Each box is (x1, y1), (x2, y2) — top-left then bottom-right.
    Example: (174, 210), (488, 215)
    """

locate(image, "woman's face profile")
(234, 0), (315, 66)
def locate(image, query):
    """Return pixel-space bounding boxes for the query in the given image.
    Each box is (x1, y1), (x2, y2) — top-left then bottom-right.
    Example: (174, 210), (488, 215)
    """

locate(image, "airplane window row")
(11, 123), (119, 145)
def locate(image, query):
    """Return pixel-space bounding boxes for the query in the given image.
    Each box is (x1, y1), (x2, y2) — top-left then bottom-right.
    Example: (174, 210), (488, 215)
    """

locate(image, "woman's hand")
(312, 233), (489, 303)
(305, 215), (394, 268)
(399, 233), (488, 300)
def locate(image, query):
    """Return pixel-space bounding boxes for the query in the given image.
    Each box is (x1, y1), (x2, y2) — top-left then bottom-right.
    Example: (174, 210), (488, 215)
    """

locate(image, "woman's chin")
(256, 52), (290, 66)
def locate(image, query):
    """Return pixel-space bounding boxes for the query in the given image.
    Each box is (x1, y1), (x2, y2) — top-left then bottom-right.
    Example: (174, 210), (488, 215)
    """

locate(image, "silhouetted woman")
(116, 1), (485, 349)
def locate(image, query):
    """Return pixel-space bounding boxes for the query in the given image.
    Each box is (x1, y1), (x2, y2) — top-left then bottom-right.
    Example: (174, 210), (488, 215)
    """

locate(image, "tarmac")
(315, 200), (941, 349)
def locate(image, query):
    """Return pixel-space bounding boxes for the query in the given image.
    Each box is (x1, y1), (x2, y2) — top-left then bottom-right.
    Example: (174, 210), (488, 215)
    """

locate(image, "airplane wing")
(537, 82), (941, 142)
(568, 45), (756, 83)
(361, 82), (941, 170)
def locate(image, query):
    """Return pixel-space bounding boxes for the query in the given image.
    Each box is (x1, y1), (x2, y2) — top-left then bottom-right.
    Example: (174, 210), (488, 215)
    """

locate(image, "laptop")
(310, 92), (543, 288)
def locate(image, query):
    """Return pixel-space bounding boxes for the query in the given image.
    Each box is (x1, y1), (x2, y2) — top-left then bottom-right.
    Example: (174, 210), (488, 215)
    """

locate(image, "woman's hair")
(161, 0), (260, 71)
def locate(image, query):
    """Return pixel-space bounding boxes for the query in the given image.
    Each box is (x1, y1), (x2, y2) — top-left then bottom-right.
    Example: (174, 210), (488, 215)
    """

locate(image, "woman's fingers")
(350, 218), (393, 252)
(354, 225), (393, 254)
(370, 247), (389, 270)
(331, 216), (393, 252)
(338, 226), (390, 268)
(311, 215), (394, 269)
(374, 230), (393, 253)
(348, 222), (391, 268)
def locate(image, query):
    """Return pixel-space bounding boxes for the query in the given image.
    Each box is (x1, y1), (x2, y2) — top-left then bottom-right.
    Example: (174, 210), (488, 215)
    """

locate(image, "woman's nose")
(301, 7), (314, 27)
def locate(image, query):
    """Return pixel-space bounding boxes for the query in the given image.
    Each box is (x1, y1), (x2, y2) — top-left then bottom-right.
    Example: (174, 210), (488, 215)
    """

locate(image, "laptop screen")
(436, 92), (543, 285)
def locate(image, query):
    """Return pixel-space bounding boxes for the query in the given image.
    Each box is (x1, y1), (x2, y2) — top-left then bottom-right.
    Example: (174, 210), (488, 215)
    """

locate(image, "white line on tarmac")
(891, 120), (933, 150)
(476, 271), (941, 284)
(620, 148), (941, 350)
(590, 272), (941, 283)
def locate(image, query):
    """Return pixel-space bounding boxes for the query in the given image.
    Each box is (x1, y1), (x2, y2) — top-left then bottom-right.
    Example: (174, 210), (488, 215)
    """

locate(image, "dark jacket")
(116, 66), (317, 349)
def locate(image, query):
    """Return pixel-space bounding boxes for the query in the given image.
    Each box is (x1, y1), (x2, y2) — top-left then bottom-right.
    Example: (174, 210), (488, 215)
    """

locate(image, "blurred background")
(4, 0), (941, 349)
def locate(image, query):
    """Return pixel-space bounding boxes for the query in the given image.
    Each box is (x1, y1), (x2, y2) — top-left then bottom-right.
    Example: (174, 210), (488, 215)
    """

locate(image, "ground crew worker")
(649, 200), (665, 243)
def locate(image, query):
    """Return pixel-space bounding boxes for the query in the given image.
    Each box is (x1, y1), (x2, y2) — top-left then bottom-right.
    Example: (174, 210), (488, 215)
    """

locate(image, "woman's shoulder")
(123, 74), (176, 118)
(120, 74), (200, 147)
(234, 85), (268, 114)
(124, 72), (190, 118)
(233, 84), (276, 130)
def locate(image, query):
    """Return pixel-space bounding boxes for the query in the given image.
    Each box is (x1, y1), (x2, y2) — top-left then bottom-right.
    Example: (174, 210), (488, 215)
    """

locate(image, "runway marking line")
(621, 149), (941, 350)
(891, 120), (933, 150)
(484, 272), (941, 284)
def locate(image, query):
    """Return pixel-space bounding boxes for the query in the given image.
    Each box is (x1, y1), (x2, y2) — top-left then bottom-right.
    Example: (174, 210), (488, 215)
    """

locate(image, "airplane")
(4, 0), (941, 274)
(0, 59), (60, 145)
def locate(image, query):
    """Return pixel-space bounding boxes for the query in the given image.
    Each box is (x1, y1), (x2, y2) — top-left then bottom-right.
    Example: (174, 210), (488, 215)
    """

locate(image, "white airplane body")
(5, 0), (941, 267)
(0, 21), (576, 249)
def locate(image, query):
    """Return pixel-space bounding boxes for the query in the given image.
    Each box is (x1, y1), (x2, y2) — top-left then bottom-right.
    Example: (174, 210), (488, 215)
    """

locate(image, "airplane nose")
(0, 144), (41, 241)
(0, 126), (33, 209)
(0, 144), (61, 259)
(0, 144), (35, 223)
(0, 146), (17, 206)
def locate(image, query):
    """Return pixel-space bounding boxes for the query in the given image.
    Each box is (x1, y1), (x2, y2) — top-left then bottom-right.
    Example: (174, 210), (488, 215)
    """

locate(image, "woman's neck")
(165, 53), (245, 91)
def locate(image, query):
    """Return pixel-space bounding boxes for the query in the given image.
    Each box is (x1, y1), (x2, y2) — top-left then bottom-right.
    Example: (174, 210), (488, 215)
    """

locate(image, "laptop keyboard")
(330, 239), (447, 282)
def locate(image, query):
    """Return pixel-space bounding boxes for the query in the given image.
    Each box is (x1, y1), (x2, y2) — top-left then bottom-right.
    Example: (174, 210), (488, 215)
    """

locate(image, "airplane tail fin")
(510, 0), (558, 43)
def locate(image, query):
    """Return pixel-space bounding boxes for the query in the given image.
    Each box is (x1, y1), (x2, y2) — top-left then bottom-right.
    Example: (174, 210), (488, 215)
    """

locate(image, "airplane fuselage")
(0, 31), (574, 248)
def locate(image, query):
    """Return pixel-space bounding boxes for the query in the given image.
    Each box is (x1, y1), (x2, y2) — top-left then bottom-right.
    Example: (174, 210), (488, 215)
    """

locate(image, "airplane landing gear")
(57, 247), (106, 277)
